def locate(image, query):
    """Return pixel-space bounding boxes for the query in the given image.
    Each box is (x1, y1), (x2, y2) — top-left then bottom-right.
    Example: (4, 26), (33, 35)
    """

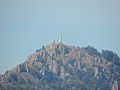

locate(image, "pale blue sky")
(0, 0), (120, 74)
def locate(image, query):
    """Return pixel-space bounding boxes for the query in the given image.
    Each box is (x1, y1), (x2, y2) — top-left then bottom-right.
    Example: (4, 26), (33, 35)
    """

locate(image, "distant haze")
(0, 0), (120, 74)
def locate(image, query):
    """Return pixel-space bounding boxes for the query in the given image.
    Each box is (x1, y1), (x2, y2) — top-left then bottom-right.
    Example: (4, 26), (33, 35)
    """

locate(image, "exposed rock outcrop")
(0, 42), (120, 90)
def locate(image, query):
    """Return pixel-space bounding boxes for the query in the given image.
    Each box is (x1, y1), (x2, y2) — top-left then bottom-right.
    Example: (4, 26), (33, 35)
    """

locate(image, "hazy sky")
(0, 0), (120, 74)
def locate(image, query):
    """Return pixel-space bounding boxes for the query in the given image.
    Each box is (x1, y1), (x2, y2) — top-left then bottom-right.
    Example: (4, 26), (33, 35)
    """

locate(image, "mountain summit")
(0, 42), (120, 90)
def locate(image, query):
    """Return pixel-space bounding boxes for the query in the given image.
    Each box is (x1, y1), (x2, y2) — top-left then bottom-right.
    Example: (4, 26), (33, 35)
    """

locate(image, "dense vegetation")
(83, 46), (120, 66)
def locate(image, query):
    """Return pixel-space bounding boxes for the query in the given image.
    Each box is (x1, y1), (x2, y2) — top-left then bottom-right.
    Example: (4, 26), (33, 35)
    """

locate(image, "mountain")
(0, 42), (120, 90)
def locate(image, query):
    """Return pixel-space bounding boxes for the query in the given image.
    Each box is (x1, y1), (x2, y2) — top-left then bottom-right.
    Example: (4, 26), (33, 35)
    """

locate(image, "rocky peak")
(36, 42), (73, 58)
(0, 43), (120, 90)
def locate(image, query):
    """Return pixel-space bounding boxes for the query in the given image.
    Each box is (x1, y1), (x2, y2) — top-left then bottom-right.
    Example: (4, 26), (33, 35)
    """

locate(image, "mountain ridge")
(0, 42), (120, 90)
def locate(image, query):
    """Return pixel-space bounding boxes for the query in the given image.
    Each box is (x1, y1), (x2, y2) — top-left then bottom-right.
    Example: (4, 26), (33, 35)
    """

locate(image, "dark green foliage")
(19, 64), (26, 72)
(6, 73), (18, 82)
(82, 45), (101, 56)
(83, 46), (120, 66)
(9, 73), (18, 81)
(102, 50), (120, 66)
(64, 48), (71, 55)
(31, 72), (42, 79)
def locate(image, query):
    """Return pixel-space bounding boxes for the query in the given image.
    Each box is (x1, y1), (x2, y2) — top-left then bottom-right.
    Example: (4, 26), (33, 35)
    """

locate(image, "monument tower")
(59, 34), (62, 43)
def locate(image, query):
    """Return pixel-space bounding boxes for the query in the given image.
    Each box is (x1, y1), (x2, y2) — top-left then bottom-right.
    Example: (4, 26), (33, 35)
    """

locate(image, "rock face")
(0, 42), (120, 90)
